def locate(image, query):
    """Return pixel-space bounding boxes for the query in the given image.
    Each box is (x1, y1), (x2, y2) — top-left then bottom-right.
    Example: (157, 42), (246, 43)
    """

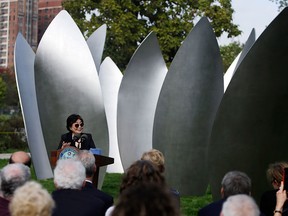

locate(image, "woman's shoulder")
(83, 133), (92, 137)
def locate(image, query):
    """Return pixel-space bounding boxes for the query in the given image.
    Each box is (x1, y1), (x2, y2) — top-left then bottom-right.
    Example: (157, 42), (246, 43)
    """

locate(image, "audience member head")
(66, 114), (84, 132)
(9, 151), (31, 168)
(221, 171), (251, 198)
(0, 163), (31, 200)
(120, 160), (165, 193)
(9, 181), (55, 216)
(141, 149), (165, 173)
(53, 159), (85, 190)
(220, 194), (260, 216)
(77, 150), (96, 178)
(266, 161), (288, 189)
(112, 183), (180, 216)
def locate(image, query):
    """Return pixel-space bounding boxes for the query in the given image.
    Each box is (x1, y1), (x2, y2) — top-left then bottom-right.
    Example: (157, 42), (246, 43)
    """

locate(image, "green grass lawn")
(0, 159), (212, 216)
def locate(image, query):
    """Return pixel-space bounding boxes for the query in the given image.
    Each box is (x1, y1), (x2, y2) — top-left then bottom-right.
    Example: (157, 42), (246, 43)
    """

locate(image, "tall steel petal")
(87, 24), (107, 73)
(224, 29), (255, 91)
(34, 10), (109, 187)
(99, 57), (124, 173)
(117, 32), (167, 170)
(14, 33), (53, 179)
(153, 17), (224, 195)
(208, 8), (288, 202)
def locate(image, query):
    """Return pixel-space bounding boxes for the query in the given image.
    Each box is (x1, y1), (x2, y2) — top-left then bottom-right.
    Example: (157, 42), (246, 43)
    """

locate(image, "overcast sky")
(218, 0), (280, 45)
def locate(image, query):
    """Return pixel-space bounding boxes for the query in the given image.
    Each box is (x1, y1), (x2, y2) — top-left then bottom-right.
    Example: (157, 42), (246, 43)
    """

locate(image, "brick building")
(0, 0), (38, 68)
(38, 0), (63, 43)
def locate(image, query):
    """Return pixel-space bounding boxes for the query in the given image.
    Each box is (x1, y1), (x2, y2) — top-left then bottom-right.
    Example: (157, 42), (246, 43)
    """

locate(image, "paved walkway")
(0, 153), (11, 159)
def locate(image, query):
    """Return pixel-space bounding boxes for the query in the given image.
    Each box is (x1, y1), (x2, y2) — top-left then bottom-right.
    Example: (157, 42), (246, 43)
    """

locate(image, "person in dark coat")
(57, 114), (96, 150)
(260, 162), (288, 216)
(198, 171), (252, 216)
(77, 150), (113, 212)
(52, 159), (106, 216)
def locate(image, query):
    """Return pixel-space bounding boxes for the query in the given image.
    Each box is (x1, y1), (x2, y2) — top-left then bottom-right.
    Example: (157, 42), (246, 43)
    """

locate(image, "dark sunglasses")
(74, 123), (84, 128)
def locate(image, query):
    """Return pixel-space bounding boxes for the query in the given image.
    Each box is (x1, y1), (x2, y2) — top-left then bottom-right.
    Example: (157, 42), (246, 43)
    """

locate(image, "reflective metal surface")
(87, 24), (107, 73)
(34, 11), (109, 185)
(117, 32), (167, 170)
(208, 8), (288, 202)
(153, 18), (224, 195)
(14, 33), (53, 179)
(99, 57), (124, 173)
(224, 29), (255, 91)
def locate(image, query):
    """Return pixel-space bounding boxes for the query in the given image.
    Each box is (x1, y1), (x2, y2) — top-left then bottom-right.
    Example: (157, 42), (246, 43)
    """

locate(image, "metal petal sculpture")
(34, 10), (109, 186)
(153, 17), (224, 195)
(117, 32), (167, 170)
(87, 24), (107, 73)
(224, 29), (255, 91)
(208, 7), (288, 202)
(99, 57), (124, 173)
(14, 33), (53, 179)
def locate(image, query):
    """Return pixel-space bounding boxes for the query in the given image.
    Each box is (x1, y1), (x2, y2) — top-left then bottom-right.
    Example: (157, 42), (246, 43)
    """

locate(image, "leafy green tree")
(220, 42), (243, 72)
(63, 0), (241, 71)
(0, 75), (7, 107)
(269, 0), (288, 10)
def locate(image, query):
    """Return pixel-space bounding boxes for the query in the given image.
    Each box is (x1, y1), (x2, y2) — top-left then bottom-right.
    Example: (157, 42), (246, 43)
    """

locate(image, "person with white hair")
(52, 159), (106, 216)
(9, 181), (54, 216)
(220, 194), (260, 216)
(0, 163), (31, 216)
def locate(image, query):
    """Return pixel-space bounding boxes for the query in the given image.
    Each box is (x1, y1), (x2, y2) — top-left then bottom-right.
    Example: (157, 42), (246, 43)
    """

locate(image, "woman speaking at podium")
(57, 114), (96, 150)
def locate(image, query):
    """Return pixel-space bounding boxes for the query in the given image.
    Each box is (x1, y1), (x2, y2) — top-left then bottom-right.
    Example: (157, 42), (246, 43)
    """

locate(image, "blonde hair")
(9, 181), (54, 216)
(141, 149), (165, 173)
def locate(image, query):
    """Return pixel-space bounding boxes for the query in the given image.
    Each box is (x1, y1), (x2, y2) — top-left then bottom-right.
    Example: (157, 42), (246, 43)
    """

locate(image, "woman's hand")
(61, 142), (71, 149)
(275, 181), (287, 213)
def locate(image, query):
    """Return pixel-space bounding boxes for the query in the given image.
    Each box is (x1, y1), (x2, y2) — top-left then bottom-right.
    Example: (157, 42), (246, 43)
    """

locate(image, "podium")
(50, 147), (114, 188)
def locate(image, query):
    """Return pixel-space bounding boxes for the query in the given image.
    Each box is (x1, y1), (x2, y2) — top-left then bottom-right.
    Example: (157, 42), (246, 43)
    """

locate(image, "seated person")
(77, 150), (113, 211)
(112, 183), (180, 216)
(220, 194), (260, 216)
(141, 149), (180, 208)
(0, 163), (31, 216)
(9, 181), (54, 216)
(260, 162), (288, 216)
(57, 114), (96, 150)
(105, 160), (171, 216)
(51, 159), (106, 216)
(9, 151), (31, 167)
(198, 171), (251, 216)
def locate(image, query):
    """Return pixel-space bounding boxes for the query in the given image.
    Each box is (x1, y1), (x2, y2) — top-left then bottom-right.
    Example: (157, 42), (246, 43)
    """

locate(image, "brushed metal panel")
(224, 29), (255, 91)
(117, 32), (167, 170)
(208, 8), (288, 202)
(34, 10), (109, 186)
(14, 33), (53, 179)
(87, 24), (107, 73)
(153, 17), (224, 195)
(99, 57), (124, 173)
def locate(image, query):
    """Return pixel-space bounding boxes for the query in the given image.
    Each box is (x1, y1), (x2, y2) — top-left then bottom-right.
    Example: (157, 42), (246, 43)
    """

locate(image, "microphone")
(80, 134), (88, 142)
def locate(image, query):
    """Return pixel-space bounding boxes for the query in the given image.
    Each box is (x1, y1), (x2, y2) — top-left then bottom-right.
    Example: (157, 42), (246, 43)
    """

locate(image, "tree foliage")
(220, 42), (243, 72)
(63, 0), (241, 71)
(269, 0), (288, 10)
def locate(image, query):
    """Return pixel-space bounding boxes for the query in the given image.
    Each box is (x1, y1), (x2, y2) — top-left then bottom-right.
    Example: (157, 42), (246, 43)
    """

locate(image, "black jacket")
(57, 132), (96, 150)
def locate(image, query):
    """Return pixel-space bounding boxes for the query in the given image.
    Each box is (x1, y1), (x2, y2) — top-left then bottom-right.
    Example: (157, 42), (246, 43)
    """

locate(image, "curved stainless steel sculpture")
(99, 57), (124, 173)
(14, 33), (53, 179)
(117, 32), (167, 170)
(34, 10), (109, 186)
(208, 7), (288, 202)
(153, 17), (224, 195)
(87, 24), (107, 73)
(224, 29), (255, 91)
